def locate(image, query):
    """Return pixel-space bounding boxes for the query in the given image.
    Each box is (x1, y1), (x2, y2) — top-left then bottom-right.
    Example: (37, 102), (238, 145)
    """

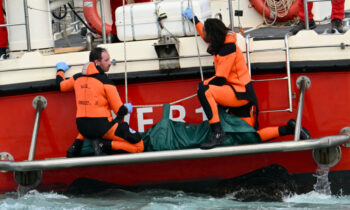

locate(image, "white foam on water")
(283, 191), (332, 204)
(23, 190), (69, 200)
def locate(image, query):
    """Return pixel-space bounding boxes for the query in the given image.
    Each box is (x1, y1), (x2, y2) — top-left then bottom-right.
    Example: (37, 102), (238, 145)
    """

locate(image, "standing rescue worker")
(0, 0), (8, 59)
(290, 0), (345, 34)
(182, 8), (311, 149)
(56, 47), (144, 157)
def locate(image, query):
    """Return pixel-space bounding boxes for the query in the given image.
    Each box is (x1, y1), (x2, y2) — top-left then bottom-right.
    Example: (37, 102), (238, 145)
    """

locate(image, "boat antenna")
(187, 0), (204, 81)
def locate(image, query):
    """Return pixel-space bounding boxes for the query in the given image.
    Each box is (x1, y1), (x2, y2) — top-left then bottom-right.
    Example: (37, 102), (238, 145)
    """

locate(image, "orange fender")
(250, 0), (299, 22)
(83, 0), (112, 35)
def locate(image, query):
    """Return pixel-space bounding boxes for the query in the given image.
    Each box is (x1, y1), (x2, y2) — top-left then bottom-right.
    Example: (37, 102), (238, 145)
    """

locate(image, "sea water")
(1, 167), (350, 209)
(1, 189), (350, 209)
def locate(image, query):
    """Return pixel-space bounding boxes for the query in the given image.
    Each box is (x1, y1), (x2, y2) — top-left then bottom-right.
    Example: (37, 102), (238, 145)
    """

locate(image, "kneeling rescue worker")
(56, 47), (144, 157)
(182, 8), (311, 149)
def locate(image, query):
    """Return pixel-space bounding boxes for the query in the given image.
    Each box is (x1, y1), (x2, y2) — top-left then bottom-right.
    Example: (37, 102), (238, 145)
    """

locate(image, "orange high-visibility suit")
(56, 62), (144, 153)
(195, 19), (280, 141)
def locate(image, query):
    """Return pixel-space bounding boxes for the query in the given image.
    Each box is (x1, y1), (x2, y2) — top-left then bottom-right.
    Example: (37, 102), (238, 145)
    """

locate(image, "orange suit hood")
(82, 62), (101, 76)
(224, 31), (237, 44)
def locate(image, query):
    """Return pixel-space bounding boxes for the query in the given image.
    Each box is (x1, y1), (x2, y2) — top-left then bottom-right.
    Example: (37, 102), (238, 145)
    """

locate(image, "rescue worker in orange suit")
(56, 47), (144, 157)
(290, 0), (345, 35)
(0, 0), (8, 59)
(183, 8), (311, 149)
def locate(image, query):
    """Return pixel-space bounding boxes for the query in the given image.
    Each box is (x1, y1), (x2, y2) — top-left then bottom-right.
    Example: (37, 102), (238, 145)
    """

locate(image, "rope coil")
(263, 0), (296, 25)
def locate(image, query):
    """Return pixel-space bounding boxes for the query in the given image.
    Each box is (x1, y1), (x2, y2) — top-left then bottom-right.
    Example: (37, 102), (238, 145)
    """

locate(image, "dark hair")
(204, 18), (228, 50)
(89, 47), (107, 62)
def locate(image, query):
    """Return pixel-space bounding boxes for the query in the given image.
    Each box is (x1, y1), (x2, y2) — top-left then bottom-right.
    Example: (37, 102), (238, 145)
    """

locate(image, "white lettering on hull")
(195, 107), (208, 121)
(137, 107), (154, 132)
(169, 105), (186, 122)
(112, 105), (207, 132)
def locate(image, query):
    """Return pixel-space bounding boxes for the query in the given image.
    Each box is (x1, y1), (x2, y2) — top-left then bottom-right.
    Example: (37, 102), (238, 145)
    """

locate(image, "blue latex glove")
(182, 7), (194, 20)
(56, 62), (70, 72)
(124, 103), (133, 114)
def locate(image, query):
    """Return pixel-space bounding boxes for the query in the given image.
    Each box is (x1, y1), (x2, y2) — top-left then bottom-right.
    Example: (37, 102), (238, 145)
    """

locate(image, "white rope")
(134, 93), (197, 108)
(263, 0), (296, 25)
(187, 0), (204, 81)
(122, 0), (128, 103)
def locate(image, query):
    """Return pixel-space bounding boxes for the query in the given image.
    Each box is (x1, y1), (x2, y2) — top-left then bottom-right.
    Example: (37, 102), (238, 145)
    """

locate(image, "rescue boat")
(0, 0), (350, 198)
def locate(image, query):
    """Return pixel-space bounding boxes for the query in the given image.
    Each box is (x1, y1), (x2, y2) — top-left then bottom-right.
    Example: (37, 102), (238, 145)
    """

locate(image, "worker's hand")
(124, 103), (133, 114)
(182, 7), (194, 20)
(56, 62), (70, 72)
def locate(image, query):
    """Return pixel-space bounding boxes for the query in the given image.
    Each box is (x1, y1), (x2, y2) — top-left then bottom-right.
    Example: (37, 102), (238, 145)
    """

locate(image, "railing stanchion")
(28, 96), (47, 161)
(294, 76), (311, 141)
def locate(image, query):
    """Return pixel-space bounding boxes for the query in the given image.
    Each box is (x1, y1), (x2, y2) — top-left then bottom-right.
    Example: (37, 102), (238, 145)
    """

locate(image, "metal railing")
(304, 0), (333, 30)
(28, 96), (47, 161)
(99, 0), (107, 44)
(0, 134), (348, 172)
(294, 76), (311, 141)
(245, 34), (293, 113)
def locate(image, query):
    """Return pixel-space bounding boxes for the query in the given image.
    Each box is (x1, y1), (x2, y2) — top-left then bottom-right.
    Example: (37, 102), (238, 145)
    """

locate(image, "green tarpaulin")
(81, 104), (260, 155)
(142, 104), (260, 151)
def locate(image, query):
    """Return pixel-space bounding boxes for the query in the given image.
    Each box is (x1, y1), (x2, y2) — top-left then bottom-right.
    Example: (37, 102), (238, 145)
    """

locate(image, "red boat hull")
(0, 70), (349, 193)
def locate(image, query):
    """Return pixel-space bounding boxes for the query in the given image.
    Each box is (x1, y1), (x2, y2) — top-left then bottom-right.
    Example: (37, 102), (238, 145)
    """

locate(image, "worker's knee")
(115, 122), (142, 144)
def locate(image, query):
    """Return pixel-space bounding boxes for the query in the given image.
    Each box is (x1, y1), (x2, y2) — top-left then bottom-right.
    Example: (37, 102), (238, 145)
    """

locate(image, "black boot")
(279, 119), (311, 140)
(200, 123), (226, 150)
(101, 139), (112, 154)
(91, 139), (107, 156)
(0, 48), (6, 60)
(91, 139), (113, 156)
(66, 139), (83, 158)
(289, 19), (316, 35)
(331, 18), (344, 33)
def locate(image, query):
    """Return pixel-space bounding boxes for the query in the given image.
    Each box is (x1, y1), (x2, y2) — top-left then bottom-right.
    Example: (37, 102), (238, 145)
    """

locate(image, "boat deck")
(246, 23), (334, 40)
(54, 18), (350, 48)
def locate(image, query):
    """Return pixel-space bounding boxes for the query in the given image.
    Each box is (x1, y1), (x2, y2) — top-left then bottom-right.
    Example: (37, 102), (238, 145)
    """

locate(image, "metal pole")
(28, 96), (47, 161)
(0, 23), (26, 28)
(294, 76), (311, 141)
(304, 0), (309, 30)
(284, 34), (293, 112)
(228, 0), (234, 32)
(245, 34), (251, 76)
(188, 0), (204, 81)
(23, 0), (31, 51)
(2, 135), (349, 172)
(99, 0), (107, 44)
(70, 1), (79, 32)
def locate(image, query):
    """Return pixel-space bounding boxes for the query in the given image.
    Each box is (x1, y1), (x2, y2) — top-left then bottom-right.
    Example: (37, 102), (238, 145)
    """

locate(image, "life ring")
(83, 0), (150, 35)
(250, 0), (299, 22)
(83, 0), (113, 35)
